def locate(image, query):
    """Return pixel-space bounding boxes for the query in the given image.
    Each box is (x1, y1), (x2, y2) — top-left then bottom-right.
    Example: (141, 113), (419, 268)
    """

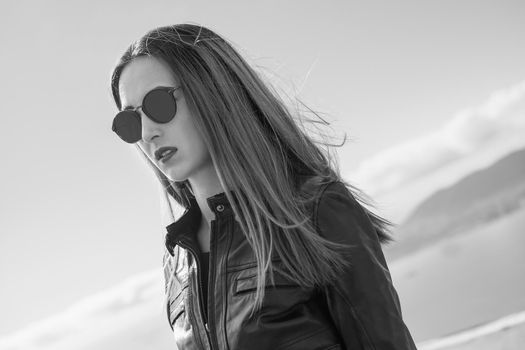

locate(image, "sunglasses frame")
(112, 86), (181, 143)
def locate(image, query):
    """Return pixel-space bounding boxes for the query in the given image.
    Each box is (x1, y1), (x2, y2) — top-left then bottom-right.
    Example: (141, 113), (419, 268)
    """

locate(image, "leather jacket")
(163, 179), (417, 349)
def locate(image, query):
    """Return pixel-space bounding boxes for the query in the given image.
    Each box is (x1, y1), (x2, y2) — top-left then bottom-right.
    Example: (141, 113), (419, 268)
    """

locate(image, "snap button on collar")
(206, 190), (236, 217)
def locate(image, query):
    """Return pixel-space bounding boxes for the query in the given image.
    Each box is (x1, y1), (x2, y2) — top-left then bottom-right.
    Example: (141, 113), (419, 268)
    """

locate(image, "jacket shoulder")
(296, 177), (354, 219)
(313, 180), (379, 246)
(297, 176), (340, 201)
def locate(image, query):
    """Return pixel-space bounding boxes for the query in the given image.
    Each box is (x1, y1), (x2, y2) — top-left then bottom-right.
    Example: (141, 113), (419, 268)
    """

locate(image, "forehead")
(118, 56), (179, 108)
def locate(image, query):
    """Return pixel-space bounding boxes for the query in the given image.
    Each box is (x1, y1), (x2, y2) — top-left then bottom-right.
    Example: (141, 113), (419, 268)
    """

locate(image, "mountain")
(383, 147), (525, 261)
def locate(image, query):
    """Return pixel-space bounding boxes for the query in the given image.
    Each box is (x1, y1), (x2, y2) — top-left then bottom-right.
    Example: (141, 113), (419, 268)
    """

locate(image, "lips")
(155, 147), (178, 161)
(160, 150), (176, 163)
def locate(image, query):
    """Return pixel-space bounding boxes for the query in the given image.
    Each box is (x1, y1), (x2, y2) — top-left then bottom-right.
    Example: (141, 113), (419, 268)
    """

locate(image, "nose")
(139, 110), (161, 143)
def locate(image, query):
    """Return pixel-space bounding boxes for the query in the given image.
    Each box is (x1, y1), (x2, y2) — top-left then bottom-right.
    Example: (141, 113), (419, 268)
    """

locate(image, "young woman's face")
(118, 55), (213, 182)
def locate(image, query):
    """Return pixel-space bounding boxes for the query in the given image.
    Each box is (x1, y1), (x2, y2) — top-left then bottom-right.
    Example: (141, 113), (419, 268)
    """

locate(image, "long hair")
(110, 23), (396, 317)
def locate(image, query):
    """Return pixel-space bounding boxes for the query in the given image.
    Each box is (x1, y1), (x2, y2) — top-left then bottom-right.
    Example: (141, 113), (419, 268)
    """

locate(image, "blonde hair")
(110, 24), (395, 318)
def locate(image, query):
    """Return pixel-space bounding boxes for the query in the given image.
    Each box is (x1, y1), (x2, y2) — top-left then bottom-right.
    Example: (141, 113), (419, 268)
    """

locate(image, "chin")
(164, 168), (188, 183)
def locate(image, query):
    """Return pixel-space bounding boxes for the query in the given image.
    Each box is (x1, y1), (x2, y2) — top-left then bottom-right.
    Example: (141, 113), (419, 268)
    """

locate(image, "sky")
(1, 0), (525, 345)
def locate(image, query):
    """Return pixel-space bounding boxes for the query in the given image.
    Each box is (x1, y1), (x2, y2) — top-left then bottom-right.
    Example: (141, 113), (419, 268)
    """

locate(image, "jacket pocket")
(233, 268), (301, 295)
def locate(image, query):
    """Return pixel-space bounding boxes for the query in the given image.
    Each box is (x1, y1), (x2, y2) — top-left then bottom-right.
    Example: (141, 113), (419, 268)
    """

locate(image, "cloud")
(0, 269), (164, 350)
(348, 79), (525, 198)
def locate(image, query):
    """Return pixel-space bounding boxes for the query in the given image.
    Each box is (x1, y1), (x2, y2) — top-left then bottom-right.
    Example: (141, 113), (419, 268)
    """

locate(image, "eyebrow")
(121, 85), (173, 111)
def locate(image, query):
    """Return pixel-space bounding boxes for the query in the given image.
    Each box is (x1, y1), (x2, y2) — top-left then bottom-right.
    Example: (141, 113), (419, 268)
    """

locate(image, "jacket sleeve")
(315, 181), (417, 350)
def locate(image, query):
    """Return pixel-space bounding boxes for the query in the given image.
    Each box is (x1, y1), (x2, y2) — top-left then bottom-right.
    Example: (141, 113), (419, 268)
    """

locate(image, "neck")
(187, 169), (224, 227)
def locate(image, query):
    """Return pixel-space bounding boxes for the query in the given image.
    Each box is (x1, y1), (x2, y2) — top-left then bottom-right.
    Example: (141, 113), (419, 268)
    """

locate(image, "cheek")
(172, 120), (208, 157)
(191, 132), (211, 163)
(182, 120), (206, 148)
(192, 135), (210, 161)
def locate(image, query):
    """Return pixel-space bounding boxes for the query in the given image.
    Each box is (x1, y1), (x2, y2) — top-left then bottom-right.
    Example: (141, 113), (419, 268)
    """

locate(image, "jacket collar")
(164, 175), (319, 256)
(164, 190), (236, 256)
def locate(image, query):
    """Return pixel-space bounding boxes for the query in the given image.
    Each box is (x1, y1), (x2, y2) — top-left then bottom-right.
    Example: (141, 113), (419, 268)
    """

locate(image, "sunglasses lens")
(112, 111), (141, 143)
(143, 89), (177, 123)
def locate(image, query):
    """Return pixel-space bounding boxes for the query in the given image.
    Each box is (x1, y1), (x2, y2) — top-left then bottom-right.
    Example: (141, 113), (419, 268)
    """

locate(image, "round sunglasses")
(112, 86), (181, 143)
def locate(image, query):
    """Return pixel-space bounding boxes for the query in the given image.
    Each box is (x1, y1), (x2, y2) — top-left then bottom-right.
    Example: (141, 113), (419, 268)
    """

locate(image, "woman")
(110, 24), (417, 350)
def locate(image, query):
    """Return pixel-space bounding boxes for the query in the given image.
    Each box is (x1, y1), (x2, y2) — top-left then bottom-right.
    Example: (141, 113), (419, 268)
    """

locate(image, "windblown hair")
(110, 23), (396, 317)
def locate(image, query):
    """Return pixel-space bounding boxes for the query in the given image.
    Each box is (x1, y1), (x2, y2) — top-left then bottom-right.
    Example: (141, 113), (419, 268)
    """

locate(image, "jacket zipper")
(208, 220), (219, 350)
(177, 239), (213, 350)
